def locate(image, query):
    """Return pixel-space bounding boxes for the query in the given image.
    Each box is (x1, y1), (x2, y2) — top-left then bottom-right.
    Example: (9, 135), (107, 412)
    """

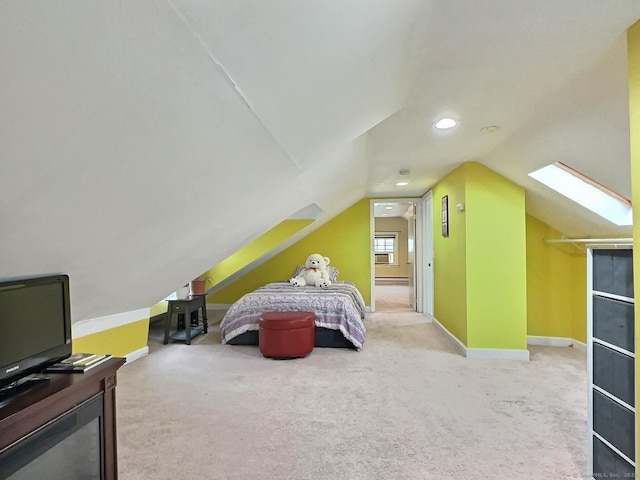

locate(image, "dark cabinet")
(0, 357), (125, 479)
(589, 248), (635, 477)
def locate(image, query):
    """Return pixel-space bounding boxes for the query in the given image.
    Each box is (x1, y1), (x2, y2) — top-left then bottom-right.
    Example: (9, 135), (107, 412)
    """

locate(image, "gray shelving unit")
(587, 247), (635, 477)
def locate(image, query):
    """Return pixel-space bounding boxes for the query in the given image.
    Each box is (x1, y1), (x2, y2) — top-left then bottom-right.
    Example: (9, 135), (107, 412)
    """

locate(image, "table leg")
(185, 306), (192, 345)
(201, 298), (208, 334)
(163, 311), (172, 345)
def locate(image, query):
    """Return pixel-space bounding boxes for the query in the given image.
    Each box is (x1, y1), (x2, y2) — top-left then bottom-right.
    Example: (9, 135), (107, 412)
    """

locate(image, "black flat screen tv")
(0, 274), (72, 389)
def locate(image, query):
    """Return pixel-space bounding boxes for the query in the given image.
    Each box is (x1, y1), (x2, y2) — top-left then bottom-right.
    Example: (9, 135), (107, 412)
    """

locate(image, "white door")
(407, 202), (417, 310)
(422, 191), (434, 316)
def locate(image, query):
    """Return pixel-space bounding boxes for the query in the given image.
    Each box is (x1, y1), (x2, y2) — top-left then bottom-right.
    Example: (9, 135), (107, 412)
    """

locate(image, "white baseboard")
(528, 335), (587, 352)
(431, 316), (467, 357)
(527, 335), (573, 347)
(466, 348), (530, 361)
(432, 316), (529, 360)
(124, 346), (149, 364)
(571, 339), (587, 352)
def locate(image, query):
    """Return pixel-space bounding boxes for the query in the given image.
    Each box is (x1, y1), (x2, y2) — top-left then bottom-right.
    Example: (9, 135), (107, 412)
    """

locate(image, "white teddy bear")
(289, 253), (332, 288)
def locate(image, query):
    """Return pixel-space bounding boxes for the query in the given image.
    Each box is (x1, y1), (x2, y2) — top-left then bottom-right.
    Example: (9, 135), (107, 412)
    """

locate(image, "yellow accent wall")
(150, 219), (313, 316)
(465, 162), (527, 349)
(73, 319), (149, 357)
(150, 302), (169, 318)
(201, 219), (314, 288)
(571, 252), (587, 343)
(210, 199), (371, 305)
(432, 164), (468, 344)
(432, 162), (527, 350)
(627, 19), (640, 465)
(525, 214), (586, 341)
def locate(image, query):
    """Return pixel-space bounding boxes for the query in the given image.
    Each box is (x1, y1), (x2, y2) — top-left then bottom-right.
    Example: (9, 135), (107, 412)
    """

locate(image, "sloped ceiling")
(1, 1), (639, 321)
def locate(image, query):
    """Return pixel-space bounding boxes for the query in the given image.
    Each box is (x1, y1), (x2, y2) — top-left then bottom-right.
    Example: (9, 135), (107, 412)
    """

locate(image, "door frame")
(421, 190), (434, 316)
(370, 198), (424, 312)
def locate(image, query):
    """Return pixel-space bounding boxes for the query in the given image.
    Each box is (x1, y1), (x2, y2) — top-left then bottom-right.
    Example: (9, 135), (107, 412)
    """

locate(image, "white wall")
(0, 2), (413, 321)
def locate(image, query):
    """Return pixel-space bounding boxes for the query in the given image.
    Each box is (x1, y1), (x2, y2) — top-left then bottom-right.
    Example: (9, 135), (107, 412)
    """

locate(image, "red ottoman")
(259, 311), (315, 359)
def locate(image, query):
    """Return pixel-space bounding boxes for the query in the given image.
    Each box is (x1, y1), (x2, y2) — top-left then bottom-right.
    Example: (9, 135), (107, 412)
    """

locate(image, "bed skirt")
(226, 326), (357, 349)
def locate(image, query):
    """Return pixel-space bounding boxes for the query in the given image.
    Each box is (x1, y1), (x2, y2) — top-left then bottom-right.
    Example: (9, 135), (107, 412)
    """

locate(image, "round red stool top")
(259, 311), (315, 329)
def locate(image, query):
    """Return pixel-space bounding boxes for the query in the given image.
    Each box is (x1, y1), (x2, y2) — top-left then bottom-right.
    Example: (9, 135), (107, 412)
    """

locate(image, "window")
(529, 162), (632, 226)
(374, 232), (398, 265)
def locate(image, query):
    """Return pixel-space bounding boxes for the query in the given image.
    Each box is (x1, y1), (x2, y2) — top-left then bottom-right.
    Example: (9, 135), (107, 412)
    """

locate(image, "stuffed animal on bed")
(289, 253), (332, 287)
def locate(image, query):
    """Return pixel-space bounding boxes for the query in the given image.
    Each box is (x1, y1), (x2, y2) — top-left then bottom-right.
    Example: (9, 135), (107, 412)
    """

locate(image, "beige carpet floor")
(116, 311), (587, 480)
(374, 284), (413, 312)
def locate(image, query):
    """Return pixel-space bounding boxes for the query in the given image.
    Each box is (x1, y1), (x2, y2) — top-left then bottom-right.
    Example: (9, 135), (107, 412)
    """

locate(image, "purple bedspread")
(220, 281), (367, 350)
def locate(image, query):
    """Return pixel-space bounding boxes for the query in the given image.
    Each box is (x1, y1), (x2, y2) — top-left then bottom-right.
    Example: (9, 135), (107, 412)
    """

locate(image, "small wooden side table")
(163, 295), (208, 345)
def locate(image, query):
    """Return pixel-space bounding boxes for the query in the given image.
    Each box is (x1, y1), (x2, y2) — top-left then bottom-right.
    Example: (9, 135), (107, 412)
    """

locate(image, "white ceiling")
(366, 1), (639, 237)
(1, 1), (639, 320)
(373, 202), (413, 219)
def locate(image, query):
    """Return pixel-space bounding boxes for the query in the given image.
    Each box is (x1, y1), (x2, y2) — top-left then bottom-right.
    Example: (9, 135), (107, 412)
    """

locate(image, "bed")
(220, 281), (367, 350)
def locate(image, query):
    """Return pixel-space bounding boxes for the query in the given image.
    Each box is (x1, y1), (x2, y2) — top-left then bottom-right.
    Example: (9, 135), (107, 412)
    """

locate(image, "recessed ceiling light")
(396, 181), (408, 186)
(434, 118), (457, 130)
(385, 206), (393, 210)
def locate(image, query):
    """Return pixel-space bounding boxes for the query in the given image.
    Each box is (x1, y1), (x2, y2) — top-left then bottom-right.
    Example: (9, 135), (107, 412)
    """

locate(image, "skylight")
(528, 162), (632, 226)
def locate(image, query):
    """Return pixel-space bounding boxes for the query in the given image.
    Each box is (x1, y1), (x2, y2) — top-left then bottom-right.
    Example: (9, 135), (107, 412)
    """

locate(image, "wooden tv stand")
(0, 357), (125, 479)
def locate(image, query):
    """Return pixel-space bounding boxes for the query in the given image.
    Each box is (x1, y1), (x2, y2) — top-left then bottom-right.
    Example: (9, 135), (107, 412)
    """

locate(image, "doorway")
(371, 200), (417, 312)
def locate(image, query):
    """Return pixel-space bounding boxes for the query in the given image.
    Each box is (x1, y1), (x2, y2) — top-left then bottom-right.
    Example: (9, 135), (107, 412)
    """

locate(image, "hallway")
(374, 283), (413, 312)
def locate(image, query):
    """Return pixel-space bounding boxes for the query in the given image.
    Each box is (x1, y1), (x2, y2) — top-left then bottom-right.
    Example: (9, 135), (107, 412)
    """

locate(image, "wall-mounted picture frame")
(441, 195), (449, 237)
